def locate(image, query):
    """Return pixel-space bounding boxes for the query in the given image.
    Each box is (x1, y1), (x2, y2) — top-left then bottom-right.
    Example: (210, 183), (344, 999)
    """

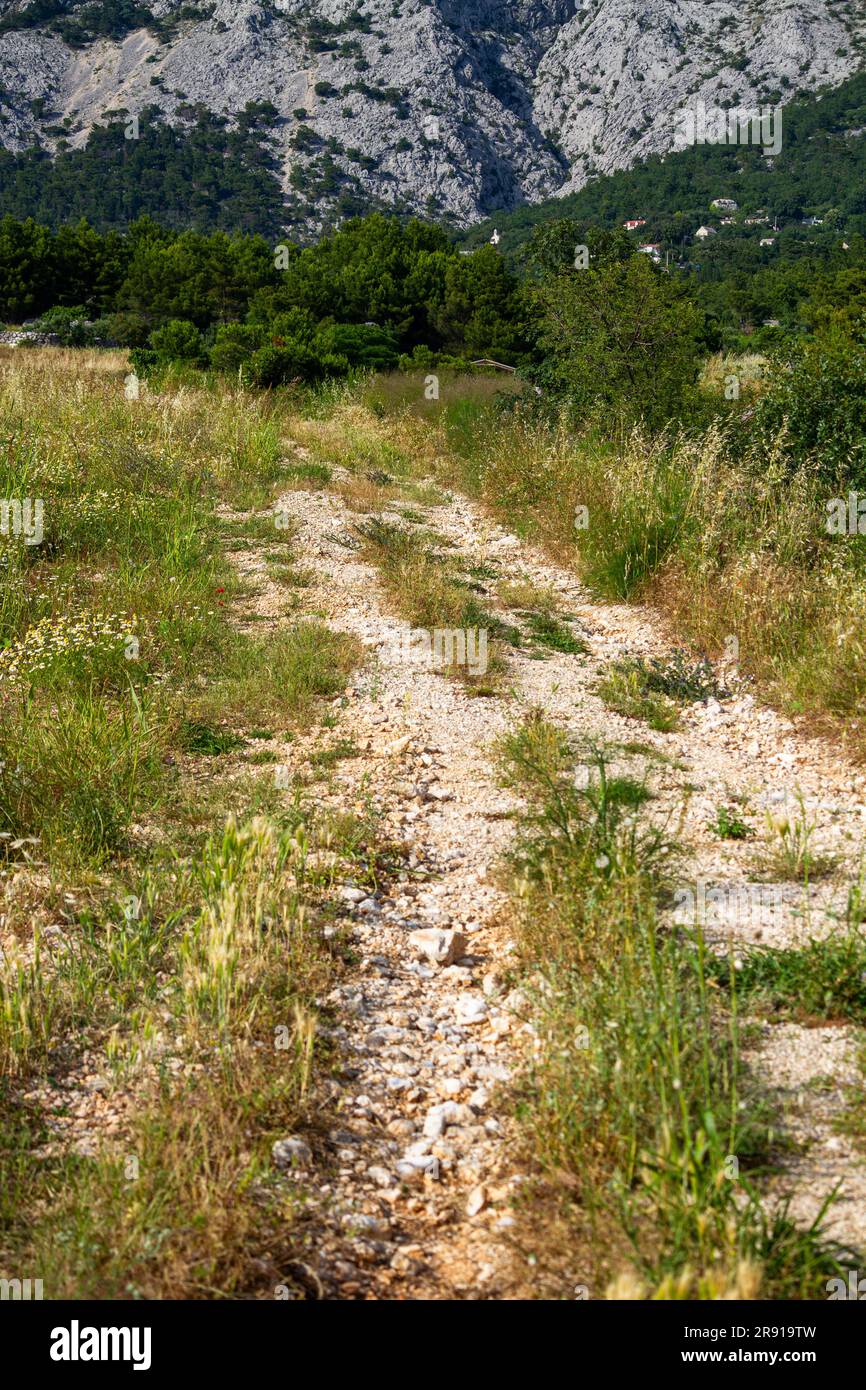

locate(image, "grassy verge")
(0, 350), (364, 1298)
(354, 515), (514, 694)
(496, 713), (848, 1299)
(289, 374), (866, 753)
(704, 928), (866, 1026)
(442, 408), (866, 748)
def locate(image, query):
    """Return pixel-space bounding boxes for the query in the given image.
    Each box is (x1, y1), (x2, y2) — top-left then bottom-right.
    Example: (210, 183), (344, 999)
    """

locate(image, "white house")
(623, 218), (647, 231)
(711, 198), (738, 212)
(760, 237), (776, 247)
(695, 225), (717, 240)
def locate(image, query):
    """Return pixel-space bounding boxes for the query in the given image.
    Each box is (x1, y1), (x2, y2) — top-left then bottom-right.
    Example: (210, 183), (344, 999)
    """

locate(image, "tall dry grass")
(0, 349), (363, 1298)
(288, 379), (866, 749)
(496, 715), (846, 1299)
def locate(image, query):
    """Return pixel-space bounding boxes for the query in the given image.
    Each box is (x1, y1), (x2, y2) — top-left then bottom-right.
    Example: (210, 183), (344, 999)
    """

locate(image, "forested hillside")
(1, 0), (865, 233)
(0, 105), (290, 237)
(464, 73), (866, 257)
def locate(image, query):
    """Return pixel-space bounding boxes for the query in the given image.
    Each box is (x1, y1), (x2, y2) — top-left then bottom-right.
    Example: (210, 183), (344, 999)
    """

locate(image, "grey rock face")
(0, 0), (863, 231)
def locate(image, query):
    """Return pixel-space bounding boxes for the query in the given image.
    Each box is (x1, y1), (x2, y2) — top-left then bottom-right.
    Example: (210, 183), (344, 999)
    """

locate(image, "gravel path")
(236, 458), (866, 1297)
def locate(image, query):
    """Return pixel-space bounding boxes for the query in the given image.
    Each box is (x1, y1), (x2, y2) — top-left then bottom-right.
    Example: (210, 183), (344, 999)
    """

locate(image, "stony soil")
(224, 455), (866, 1298)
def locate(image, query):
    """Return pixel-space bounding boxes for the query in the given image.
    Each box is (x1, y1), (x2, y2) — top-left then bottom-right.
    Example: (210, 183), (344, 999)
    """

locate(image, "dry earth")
(219, 448), (866, 1298)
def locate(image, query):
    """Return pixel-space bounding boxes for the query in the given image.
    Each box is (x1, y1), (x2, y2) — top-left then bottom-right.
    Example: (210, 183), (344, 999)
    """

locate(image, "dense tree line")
(4, 196), (866, 490)
(0, 210), (527, 380)
(0, 106), (287, 238)
(4, 67), (866, 347)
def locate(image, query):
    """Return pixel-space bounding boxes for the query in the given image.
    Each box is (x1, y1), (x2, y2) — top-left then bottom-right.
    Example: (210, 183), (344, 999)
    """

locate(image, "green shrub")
(149, 318), (207, 365)
(526, 222), (705, 431)
(99, 310), (152, 347)
(314, 321), (399, 370)
(35, 305), (93, 346)
(209, 323), (266, 373)
(128, 347), (159, 377)
(751, 323), (866, 485)
(243, 340), (347, 388)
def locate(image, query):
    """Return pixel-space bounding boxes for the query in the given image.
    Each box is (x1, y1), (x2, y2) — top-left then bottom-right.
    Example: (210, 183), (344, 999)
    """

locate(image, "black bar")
(6, 1297), (861, 1377)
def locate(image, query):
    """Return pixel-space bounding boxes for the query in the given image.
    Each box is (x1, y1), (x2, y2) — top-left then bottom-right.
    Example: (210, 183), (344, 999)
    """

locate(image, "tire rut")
(231, 461), (866, 1295)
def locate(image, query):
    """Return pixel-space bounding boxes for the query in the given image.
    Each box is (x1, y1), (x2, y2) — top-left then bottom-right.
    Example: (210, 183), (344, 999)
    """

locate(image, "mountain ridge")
(0, 0), (864, 232)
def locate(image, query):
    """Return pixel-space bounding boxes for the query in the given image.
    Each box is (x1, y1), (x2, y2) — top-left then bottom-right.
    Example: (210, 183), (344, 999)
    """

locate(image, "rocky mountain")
(0, 0), (864, 231)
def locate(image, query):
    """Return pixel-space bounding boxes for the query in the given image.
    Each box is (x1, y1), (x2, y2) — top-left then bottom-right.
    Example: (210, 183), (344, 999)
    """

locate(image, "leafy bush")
(128, 347), (159, 377)
(209, 323), (266, 373)
(98, 310), (152, 347)
(149, 318), (207, 365)
(526, 222), (705, 431)
(268, 308), (316, 342)
(751, 323), (866, 485)
(164, 318), (397, 382)
(315, 322), (399, 370)
(242, 341), (347, 388)
(34, 305), (137, 347)
(34, 305), (93, 346)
